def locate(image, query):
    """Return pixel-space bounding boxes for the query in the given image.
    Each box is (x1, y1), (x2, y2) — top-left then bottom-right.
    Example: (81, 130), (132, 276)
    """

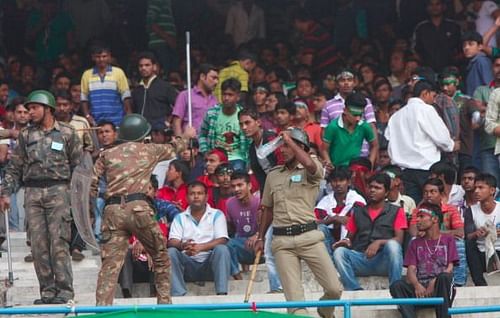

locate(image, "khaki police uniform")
(262, 156), (342, 317)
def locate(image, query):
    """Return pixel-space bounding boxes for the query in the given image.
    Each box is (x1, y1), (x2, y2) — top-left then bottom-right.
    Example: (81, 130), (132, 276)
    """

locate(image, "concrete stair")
(2, 232), (500, 317)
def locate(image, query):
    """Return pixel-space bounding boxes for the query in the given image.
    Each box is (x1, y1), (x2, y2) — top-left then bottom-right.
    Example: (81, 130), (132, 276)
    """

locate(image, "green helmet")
(289, 127), (310, 151)
(25, 90), (56, 109)
(118, 114), (152, 142)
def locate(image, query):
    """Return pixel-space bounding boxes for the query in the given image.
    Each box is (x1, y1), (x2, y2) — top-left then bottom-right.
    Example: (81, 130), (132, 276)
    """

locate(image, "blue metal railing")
(449, 305), (500, 315)
(0, 298), (444, 318)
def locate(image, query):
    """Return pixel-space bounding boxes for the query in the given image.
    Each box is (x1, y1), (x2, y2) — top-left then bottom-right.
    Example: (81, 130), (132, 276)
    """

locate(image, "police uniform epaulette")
(269, 164), (284, 172)
(57, 121), (76, 130)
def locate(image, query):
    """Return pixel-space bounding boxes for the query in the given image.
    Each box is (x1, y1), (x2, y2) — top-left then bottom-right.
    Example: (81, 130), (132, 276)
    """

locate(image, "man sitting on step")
(390, 202), (457, 318)
(167, 181), (231, 296)
(332, 173), (406, 290)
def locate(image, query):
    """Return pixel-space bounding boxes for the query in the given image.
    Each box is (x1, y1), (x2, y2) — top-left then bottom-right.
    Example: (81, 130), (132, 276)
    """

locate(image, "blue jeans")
(318, 224), (334, 257)
(453, 238), (467, 286)
(230, 159), (246, 172)
(480, 149), (499, 184)
(332, 239), (403, 291)
(265, 227), (282, 291)
(168, 245), (231, 296)
(227, 237), (256, 275)
(94, 197), (105, 241)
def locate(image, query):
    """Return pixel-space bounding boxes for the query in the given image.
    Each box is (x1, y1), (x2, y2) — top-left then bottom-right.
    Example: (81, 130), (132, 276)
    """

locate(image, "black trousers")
(465, 239), (500, 286)
(390, 272), (455, 318)
(401, 168), (430, 204)
(118, 249), (155, 293)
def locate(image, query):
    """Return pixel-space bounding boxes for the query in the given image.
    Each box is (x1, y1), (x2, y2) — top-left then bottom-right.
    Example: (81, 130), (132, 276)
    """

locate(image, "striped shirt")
(320, 94), (376, 156)
(147, 0), (176, 47)
(80, 65), (131, 126)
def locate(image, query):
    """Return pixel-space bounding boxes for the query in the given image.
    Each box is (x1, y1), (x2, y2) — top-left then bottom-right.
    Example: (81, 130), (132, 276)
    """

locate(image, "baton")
(4, 209), (13, 285)
(244, 250), (262, 303)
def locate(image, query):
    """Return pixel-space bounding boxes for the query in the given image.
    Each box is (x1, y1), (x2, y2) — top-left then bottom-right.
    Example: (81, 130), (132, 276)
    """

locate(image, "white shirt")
(152, 159), (173, 188)
(476, 1), (499, 47)
(387, 192), (416, 217)
(448, 184), (466, 207)
(315, 189), (366, 238)
(470, 202), (500, 252)
(225, 2), (265, 47)
(385, 97), (454, 170)
(169, 204), (228, 262)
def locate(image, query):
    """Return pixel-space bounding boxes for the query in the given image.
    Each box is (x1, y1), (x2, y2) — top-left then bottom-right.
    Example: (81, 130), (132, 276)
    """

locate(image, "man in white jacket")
(385, 80), (458, 203)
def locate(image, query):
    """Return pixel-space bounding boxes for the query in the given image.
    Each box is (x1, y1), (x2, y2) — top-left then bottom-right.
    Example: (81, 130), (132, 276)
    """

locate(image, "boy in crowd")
(390, 202), (458, 318)
(463, 31), (494, 96)
(274, 101), (296, 132)
(315, 168), (366, 257)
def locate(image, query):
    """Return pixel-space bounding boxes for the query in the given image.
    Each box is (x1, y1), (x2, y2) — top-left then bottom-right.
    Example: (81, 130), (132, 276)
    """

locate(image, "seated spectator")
(390, 202), (458, 318)
(430, 161), (464, 207)
(408, 178), (467, 287)
(226, 172), (260, 280)
(208, 163), (235, 216)
(167, 181), (231, 296)
(457, 166), (480, 218)
(464, 173), (500, 286)
(349, 157), (373, 198)
(118, 176), (169, 298)
(315, 168), (366, 257)
(156, 159), (190, 211)
(251, 83), (276, 131)
(323, 92), (378, 169)
(179, 138), (205, 183)
(332, 173), (406, 291)
(198, 148), (228, 188)
(382, 165), (416, 218)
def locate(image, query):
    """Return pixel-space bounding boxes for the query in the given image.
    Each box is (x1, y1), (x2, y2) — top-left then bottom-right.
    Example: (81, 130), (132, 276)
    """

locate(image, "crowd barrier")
(0, 298), (444, 318)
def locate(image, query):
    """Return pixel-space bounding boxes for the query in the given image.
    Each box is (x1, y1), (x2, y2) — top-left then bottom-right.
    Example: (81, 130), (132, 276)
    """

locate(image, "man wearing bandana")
(390, 202), (458, 318)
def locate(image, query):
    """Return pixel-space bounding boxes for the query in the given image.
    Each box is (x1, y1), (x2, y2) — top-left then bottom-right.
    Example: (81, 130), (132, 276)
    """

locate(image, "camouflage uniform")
(1, 121), (83, 301)
(91, 142), (177, 305)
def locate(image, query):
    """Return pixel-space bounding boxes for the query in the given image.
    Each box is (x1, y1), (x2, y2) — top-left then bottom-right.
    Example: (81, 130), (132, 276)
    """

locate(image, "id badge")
(51, 141), (63, 151)
(291, 174), (302, 183)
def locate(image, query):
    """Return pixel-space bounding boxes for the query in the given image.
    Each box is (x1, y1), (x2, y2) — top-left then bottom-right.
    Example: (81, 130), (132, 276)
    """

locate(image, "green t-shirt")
(214, 110), (244, 161)
(323, 116), (375, 167)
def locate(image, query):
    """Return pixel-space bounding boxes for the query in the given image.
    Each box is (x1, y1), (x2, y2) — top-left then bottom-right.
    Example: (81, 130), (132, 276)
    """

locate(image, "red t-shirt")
(156, 184), (189, 211)
(346, 206), (408, 235)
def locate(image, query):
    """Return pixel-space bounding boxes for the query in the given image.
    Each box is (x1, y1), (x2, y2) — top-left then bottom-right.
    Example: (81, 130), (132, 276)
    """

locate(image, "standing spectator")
(474, 0), (500, 47)
(0, 90), (83, 304)
(464, 173), (500, 286)
(390, 203), (458, 318)
(146, 0), (177, 74)
(476, 56), (500, 183)
(80, 43), (132, 127)
(254, 128), (342, 318)
(225, 0), (266, 48)
(408, 178), (467, 287)
(69, 80), (82, 115)
(167, 181), (231, 296)
(25, 0), (74, 65)
(463, 31), (494, 96)
(215, 51), (256, 102)
(226, 172), (260, 279)
(199, 78), (249, 171)
(320, 69), (377, 157)
(292, 10), (338, 76)
(132, 52), (178, 126)
(332, 173), (406, 291)
(172, 64), (218, 136)
(315, 168), (366, 257)
(323, 92), (378, 169)
(412, 0), (461, 72)
(385, 81), (456, 203)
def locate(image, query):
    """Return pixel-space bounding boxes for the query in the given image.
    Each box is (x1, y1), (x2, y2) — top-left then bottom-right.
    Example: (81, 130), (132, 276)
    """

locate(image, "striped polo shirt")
(147, 0), (176, 47)
(80, 65), (131, 126)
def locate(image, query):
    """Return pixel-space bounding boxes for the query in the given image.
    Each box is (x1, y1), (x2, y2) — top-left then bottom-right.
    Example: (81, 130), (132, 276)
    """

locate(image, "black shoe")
(50, 296), (69, 304)
(216, 292), (228, 295)
(33, 297), (53, 305)
(122, 288), (132, 298)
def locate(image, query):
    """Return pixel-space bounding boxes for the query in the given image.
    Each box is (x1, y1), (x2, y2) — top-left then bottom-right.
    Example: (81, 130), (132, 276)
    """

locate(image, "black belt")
(24, 180), (68, 188)
(273, 222), (317, 236)
(105, 193), (150, 206)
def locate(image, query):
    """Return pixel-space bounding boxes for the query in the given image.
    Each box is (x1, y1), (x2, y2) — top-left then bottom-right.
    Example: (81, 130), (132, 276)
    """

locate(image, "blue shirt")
(466, 53), (494, 96)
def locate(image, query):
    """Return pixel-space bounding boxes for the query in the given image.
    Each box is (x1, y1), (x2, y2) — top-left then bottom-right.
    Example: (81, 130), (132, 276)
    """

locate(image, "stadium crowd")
(3, 0), (500, 317)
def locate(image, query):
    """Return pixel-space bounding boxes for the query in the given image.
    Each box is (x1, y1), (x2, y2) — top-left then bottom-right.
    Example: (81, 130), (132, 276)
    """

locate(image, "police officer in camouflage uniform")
(0, 90), (83, 304)
(92, 114), (177, 305)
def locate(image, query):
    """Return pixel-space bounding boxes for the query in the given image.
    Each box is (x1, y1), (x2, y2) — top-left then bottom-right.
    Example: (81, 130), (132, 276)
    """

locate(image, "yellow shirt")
(215, 61), (248, 101)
